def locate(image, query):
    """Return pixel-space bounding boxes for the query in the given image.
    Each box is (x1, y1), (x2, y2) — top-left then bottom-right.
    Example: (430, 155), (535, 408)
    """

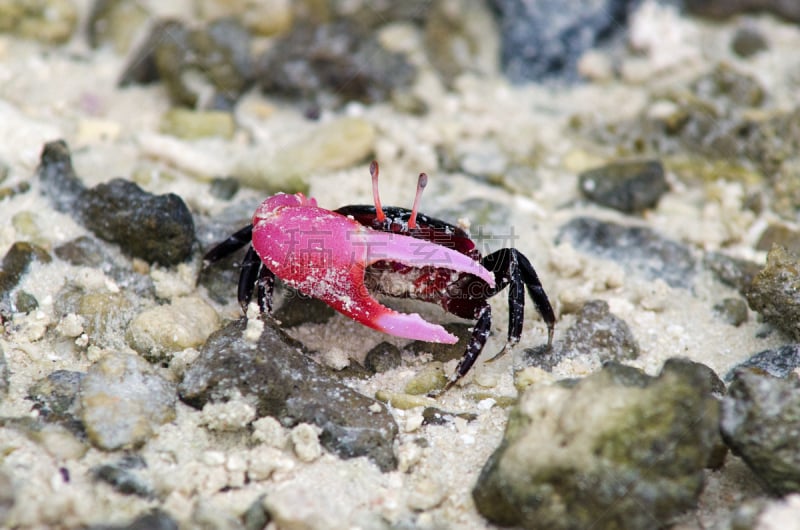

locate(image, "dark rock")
(242, 494), (270, 530)
(13, 291), (38, 313)
(755, 224), (800, 255)
(80, 178), (195, 266)
(724, 344), (800, 381)
(364, 342), (402, 374)
(685, 0), (800, 23)
(713, 297), (749, 327)
(557, 217), (697, 288)
(0, 241), (52, 314)
(746, 245), (800, 340)
(36, 140), (86, 212)
(28, 370), (85, 424)
(721, 369), (800, 494)
(179, 319), (398, 471)
(119, 18), (253, 110)
(526, 299), (638, 371)
(492, 0), (639, 82)
(421, 407), (477, 426)
(256, 21), (415, 107)
(578, 159), (668, 213)
(704, 251), (762, 295)
(473, 358), (721, 529)
(88, 509), (179, 530)
(408, 322), (474, 362)
(91, 455), (154, 499)
(37, 141), (195, 266)
(731, 25), (768, 58)
(208, 176), (240, 200)
(272, 286), (336, 327)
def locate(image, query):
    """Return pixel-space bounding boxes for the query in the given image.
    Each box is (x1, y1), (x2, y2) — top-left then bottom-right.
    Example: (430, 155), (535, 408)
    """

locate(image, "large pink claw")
(251, 203), (495, 343)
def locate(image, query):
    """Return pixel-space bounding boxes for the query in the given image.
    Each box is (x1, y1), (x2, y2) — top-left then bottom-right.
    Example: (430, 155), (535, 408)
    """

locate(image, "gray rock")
(473, 358), (721, 529)
(37, 141), (195, 266)
(713, 297), (749, 327)
(578, 159), (668, 213)
(704, 251), (762, 295)
(272, 286), (335, 327)
(724, 344), (800, 381)
(91, 455), (154, 499)
(119, 18), (253, 110)
(364, 342), (402, 374)
(557, 217), (697, 288)
(28, 370), (85, 434)
(492, 0), (639, 82)
(731, 25), (769, 58)
(81, 178), (195, 267)
(256, 21), (415, 107)
(746, 245), (800, 340)
(79, 353), (177, 450)
(721, 369), (800, 495)
(756, 224), (800, 255)
(179, 319), (398, 471)
(526, 299), (639, 371)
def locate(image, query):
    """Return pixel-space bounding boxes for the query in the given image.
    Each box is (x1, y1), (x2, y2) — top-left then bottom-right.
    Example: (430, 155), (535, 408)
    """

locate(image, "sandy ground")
(2, 1), (800, 529)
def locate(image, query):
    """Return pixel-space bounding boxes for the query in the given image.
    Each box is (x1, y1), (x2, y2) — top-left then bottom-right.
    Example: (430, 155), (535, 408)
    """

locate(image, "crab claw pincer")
(251, 196), (495, 343)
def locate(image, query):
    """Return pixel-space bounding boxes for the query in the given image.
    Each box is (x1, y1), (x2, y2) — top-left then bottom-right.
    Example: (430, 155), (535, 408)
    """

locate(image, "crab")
(203, 162), (555, 392)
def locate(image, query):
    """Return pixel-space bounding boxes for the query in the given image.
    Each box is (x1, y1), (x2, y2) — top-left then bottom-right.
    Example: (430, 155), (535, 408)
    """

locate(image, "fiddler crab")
(203, 162), (555, 394)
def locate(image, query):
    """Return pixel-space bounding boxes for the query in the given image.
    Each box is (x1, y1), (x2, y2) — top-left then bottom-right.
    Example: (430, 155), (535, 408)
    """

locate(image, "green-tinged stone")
(0, 0), (78, 44)
(473, 358), (721, 530)
(404, 362), (447, 395)
(375, 390), (437, 410)
(745, 245), (800, 340)
(159, 108), (236, 140)
(234, 117), (375, 193)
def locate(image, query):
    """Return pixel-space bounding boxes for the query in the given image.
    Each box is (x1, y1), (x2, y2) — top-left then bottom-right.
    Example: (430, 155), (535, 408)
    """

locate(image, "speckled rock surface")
(746, 245), (800, 340)
(721, 369), (800, 495)
(179, 319), (398, 471)
(473, 359), (721, 529)
(724, 344), (800, 380)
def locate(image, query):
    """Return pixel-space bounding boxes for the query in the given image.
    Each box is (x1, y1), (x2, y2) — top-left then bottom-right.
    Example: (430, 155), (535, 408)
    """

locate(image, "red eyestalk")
(408, 172), (427, 229)
(370, 161), (386, 223)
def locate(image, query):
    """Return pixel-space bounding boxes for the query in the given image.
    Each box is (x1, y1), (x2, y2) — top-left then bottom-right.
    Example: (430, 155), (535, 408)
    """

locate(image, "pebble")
(724, 344), (800, 381)
(731, 24), (769, 58)
(179, 319), (399, 471)
(525, 299), (639, 371)
(578, 159), (669, 213)
(290, 423), (322, 462)
(473, 358), (722, 529)
(37, 141), (195, 266)
(712, 297), (748, 327)
(721, 369), (800, 495)
(0, 241), (52, 314)
(159, 109), (236, 140)
(493, 0), (638, 82)
(404, 362), (447, 395)
(756, 224), (800, 255)
(119, 18), (253, 110)
(745, 245), (800, 340)
(256, 21), (415, 106)
(126, 296), (220, 362)
(363, 341), (402, 373)
(79, 353), (177, 450)
(557, 217), (697, 288)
